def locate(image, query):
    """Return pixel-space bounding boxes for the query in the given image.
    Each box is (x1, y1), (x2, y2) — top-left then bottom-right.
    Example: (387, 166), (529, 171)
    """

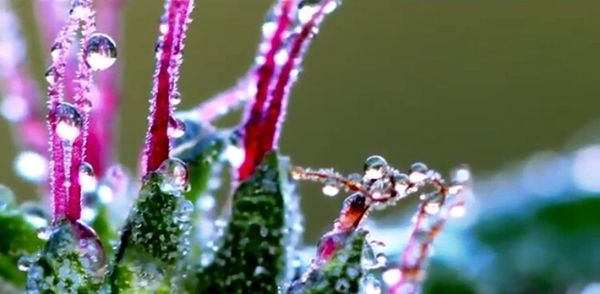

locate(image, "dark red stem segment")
(143, 0), (194, 173)
(237, 0), (296, 181)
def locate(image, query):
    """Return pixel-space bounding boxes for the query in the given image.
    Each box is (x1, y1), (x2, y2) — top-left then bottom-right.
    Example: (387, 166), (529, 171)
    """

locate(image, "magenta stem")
(237, 0), (297, 181)
(143, 0), (195, 173)
(262, 0), (333, 157)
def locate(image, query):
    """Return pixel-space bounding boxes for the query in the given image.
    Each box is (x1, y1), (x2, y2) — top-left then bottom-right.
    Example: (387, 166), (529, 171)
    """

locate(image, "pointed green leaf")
(106, 172), (192, 293)
(194, 152), (288, 293)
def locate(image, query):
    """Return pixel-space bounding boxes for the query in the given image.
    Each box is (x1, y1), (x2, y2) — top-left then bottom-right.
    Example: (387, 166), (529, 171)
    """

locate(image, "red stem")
(237, 0), (296, 181)
(262, 2), (329, 155)
(144, 0), (194, 173)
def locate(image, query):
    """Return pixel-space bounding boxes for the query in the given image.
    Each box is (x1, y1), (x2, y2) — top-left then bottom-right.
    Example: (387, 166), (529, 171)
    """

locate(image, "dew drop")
(158, 158), (189, 193)
(36, 226), (52, 240)
(72, 220), (106, 275)
(45, 67), (57, 84)
(170, 91), (182, 106)
(335, 279), (350, 292)
(322, 179), (339, 196)
(79, 162), (97, 193)
(17, 256), (32, 272)
(362, 274), (382, 294)
(85, 33), (117, 71)
(392, 171), (410, 193)
(168, 117), (186, 139)
(409, 162), (428, 184)
(50, 42), (61, 61)
(364, 155), (388, 180)
(52, 102), (83, 143)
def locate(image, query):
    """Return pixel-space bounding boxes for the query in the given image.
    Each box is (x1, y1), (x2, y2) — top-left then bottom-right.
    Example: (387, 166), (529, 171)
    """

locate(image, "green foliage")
(194, 152), (287, 293)
(0, 185), (45, 286)
(106, 172), (192, 293)
(27, 220), (101, 293)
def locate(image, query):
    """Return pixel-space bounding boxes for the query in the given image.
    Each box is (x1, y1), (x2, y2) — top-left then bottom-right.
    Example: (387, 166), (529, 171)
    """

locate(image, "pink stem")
(237, 0), (297, 181)
(66, 1), (97, 222)
(191, 72), (254, 123)
(143, 0), (195, 173)
(46, 4), (81, 222)
(389, 197), (464, 294)
(262, 0), (333, 157)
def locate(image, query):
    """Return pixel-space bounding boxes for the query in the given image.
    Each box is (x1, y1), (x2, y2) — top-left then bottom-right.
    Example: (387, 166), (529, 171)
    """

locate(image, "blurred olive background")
(1, 0), (600, 244)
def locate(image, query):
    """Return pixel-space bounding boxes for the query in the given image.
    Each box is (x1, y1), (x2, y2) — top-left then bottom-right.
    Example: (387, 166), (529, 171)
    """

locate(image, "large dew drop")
(52, 102), (83, 143)
(364, 155), (388, 180)
(72, 220), (106, 276)
(85, 33), (117, 71)
(158, 158), (189, 193)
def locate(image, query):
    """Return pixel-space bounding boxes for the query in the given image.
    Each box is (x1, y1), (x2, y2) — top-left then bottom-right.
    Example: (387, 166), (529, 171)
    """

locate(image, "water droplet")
(17, 256), (32, 272)
(362, 274), (382, 294)
(168, 117), (186, 139)
(72, 220), (106, 275)
(322, 179), (339, 196)
(79, 162), (97, 192)
(392, 171), (410, 193)
(158, 158), (189, 193)
(36, 226), (52, 240)
(170, 91), (182, 105)
(50, 42), (61, 61)
(409, 162), (428, 183)
(85, 33), (117, 71)
(45, 67), (57, 84)
(335, 279), (350, 292)
(14, 151), (48, 183)
(364, 155), (388, 180)
(52, 102), (82, 143)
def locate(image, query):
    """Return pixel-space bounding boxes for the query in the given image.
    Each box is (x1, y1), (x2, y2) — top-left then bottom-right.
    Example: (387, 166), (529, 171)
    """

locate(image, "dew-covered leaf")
(287, 229), (369, 294)
(193, 152), (288, 293)
(106, 171), (192, 293)
(26, 220), (102, 293)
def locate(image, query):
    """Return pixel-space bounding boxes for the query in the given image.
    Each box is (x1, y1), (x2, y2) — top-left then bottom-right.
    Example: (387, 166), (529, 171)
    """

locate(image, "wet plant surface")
(1, 0), (600, 294)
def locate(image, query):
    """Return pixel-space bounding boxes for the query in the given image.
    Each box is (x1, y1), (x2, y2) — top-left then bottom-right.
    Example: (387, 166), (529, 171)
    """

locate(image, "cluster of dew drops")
(292, 155), (468, 216)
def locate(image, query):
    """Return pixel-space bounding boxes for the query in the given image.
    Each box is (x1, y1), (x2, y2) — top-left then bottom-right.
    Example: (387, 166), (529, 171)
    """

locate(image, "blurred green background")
(2, 0), (600, 245)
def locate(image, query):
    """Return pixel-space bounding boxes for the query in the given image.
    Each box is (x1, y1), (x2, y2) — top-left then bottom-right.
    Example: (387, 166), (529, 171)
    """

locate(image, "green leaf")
(0, 186), (46, 286)
(287, 229), (369, 294)
(26, 220), (101, 293)
(106, 172), (192, 293)
(194, 152), (287, 293)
